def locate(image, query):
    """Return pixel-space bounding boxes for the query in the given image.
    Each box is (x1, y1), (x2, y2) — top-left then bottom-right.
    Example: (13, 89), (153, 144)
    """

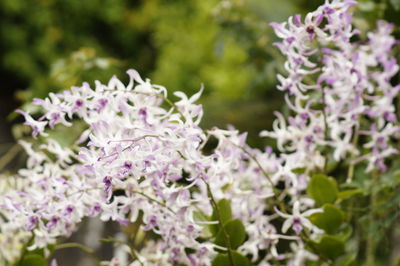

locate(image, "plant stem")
(131, 190), (175, 214)
(227, 140), (286, 213)
(127, 90), (186, 120)
(346, 124), (359, 183)
(320, 86), (329, 174)
(300, 231), (332, 265)
(203, 179), (236, 266)
(55, 242), (100, 264)
(101, 237), (144, 266)
(0, 144), (21, 171)
(365, 171), (378, 266)
(16, 233), (35, 265)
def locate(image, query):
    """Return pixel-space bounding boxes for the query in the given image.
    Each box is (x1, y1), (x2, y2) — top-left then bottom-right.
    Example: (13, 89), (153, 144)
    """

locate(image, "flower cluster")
(268, 0), (399, 173)
(0, 0), (399, 265)
(0, 70), (300, 265)
(0, 67), (325, 265)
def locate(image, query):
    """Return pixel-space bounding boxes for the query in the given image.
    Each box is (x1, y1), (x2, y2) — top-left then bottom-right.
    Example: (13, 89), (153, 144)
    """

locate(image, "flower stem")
(321, 86), (329, 174)
(131, 190), (176, 214)
(16, 232), (35, 265)
(0, 144), (21, 171)
(55, 242), (100, 264)
(203, 179), (236, 266)
(128, 90), (186, 120)
(346, 124), (359, 183)
(101, 237), (144, 266)
(365, 171), (378, 266)
(227, 141), (286, 213)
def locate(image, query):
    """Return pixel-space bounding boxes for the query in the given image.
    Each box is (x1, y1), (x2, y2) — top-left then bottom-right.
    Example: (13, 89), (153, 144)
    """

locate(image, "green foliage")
(0, 0), (152, 100)
(307, 174), (338, 206)
(309, 204), (344, 234)
(214, 219), (246, 249)
(209, 199), (249, 264)
(212, 250), (251, 266)
(312, 235), (345, 260)
(18, 254), (46, 266)
(337, 189), (363, 200)
(210, 199), (246, 250)
(45, 121), (87, 148)
(335, 225), (353, 242)
(334, 253), (357, 266)
(210, 198), (232, 235)
(291, 167), (306, 175)
(1, 0), (318, 146)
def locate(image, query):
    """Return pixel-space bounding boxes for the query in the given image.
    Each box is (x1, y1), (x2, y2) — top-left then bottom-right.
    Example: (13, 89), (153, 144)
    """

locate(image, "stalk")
(365, 171), (378, 266)
(203, 179), (236, 266)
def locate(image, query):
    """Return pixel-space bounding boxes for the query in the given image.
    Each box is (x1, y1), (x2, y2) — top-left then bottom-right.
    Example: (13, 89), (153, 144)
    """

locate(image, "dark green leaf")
(210, 199), (232, 235)
(338, 189), (362, 200)
(215, 219), (246, 249)
(309, 204), (344, 234)
(336, 225), (353, 241)
(307, 174), (338, 206)
(194, 210), (212, 237)
(19, 254), (47, 266)
(306, 261), (321, 266)
(315, 235), (345, 260)
(334, 253), (356, 266)
(212, 250), (250, 266)
(291, 167), (306, 174)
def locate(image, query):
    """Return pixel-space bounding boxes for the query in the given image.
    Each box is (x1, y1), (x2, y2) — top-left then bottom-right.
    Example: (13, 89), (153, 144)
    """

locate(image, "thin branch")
(128, 90), (186, 121)
(320, 86), (329, 174)
(131, 190), (175, 214)
(202, 178), (236, 266)
(0, 144), (22, 171)
(55, 242), (100, 264)
(16, 232), (35, 265)
(101, 237), (144, 266)
(346, 123), (360, 183)
(225, 140), (286, 212)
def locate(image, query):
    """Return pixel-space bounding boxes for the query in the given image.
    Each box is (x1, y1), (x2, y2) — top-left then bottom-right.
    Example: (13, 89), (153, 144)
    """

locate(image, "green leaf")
(309, 204), (344, 234)
(336, 225), (353, 241)
(315, 235), (345, 260)
(334, 253), (356, 266)
(19, 254), (47, 266)
(215, 219), (246, 249)
(291, 167), (306, 174)
(307, 174), (338, 206)
(194, 210), (212, 237)
(45, 121), (87, 148)
(212, 251), (250, 266)
(338, 189), (362, 200)
(210, 199), (232, 235)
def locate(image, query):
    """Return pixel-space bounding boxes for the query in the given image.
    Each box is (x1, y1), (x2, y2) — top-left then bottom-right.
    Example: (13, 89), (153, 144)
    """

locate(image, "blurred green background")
(0, 0), (316, 148)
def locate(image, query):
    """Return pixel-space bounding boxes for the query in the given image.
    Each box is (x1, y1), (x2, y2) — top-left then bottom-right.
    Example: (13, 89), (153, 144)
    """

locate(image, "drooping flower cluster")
(0, 0), (399, 265)
(1, 70), (312, 265)
(267, 0), (399, 173)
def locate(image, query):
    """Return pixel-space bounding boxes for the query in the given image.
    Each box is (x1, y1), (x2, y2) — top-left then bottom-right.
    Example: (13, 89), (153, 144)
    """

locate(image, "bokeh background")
(1, 0), (400, 265)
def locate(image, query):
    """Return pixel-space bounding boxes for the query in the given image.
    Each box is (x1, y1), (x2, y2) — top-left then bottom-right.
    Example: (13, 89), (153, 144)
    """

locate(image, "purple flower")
(46, 216), (59, 231)
(26, 216), (39, 231)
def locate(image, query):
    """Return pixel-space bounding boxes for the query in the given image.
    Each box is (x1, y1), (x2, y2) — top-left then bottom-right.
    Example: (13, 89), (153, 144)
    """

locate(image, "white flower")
(275, 201), (322, 234)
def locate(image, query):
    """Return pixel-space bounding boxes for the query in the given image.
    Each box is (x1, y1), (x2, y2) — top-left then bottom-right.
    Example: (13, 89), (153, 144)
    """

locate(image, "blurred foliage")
(2, 0), (400, 143)
(0, 0), (320, 144)
(0, 0), (153, 99)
